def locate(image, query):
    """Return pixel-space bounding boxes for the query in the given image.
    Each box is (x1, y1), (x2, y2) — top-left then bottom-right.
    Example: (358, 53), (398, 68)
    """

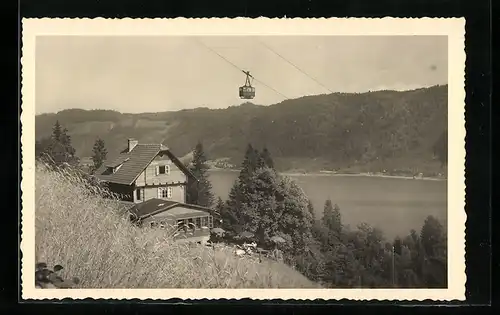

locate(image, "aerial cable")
(256, 39), (334, 94)
(194, 38), (290, 100)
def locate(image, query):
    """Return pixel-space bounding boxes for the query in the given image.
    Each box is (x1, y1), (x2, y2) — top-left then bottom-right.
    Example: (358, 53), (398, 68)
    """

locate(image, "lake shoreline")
(207, 168), (447, 182)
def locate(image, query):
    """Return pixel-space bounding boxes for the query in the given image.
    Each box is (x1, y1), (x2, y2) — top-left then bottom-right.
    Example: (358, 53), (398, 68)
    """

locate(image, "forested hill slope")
(35, 85), (448, 174)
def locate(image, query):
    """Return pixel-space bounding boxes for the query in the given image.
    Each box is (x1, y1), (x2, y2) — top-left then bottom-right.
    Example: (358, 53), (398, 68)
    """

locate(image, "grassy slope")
(35, 164), (319, 288)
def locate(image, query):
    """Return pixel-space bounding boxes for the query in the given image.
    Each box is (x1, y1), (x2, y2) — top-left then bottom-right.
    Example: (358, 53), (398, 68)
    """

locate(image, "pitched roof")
(127, 198), (220, 220)
(94, 143), (198, 185)
(105, 156), (130, 168)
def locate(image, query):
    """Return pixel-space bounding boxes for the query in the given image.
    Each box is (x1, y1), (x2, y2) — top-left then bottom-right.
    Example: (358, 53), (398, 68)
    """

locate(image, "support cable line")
(194, 38), (290, 100)
(256, 39), (335, 94)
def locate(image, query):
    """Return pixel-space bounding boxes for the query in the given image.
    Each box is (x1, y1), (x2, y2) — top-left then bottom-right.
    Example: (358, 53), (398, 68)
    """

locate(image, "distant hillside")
(35, 85), (448, 174)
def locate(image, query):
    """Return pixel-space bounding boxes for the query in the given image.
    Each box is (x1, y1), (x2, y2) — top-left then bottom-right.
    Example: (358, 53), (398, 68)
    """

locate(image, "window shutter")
(167, 187), (173, 199)
(157, 188), (161, 198)
(155, 166), (159, 176)
(166, 165), (170, 175)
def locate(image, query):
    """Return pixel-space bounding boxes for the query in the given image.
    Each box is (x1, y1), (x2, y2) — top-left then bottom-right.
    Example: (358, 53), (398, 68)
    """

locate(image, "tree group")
(301, 202), (447, 288)
(35, 121), (79, 166)
(219, 144), (312, 254)
(212, 143), (447, 288)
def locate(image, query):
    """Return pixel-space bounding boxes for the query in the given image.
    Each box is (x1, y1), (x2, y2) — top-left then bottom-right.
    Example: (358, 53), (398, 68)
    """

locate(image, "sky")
(35, 35), (448, 115)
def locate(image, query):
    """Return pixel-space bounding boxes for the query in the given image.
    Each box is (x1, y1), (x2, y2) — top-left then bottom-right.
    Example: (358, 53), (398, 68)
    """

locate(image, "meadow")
(35, 164), (320, 288)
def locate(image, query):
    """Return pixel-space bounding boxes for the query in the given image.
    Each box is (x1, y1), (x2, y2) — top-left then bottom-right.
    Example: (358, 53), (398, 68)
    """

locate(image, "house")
(95, 138), (197, 204)
(94, 139), (219, 243)
(127, 198), (217, 244)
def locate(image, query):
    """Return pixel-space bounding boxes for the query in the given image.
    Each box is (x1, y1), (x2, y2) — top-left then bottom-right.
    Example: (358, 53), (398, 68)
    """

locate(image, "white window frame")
(155, 164), (170, 176)
(158, 186), (173, 199)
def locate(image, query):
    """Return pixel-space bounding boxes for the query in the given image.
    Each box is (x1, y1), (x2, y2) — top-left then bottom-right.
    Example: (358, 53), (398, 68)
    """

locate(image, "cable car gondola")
(239, 70), (255, 99)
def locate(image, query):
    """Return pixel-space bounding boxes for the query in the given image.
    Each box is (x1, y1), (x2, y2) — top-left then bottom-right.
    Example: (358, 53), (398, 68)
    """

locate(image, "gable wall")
(134, 151), (188, 187)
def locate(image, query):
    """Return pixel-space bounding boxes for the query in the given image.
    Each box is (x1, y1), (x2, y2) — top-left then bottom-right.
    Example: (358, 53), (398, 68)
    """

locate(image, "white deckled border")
(20, 17), (466, 301)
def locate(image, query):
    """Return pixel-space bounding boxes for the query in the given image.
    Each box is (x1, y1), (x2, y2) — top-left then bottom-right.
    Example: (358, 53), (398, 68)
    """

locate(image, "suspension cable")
(256, 38), (334, 94)
(194, 38), (290, 100)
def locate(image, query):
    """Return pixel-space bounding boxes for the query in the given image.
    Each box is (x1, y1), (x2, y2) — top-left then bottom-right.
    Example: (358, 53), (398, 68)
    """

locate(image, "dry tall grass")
(35, 163), (319, 288)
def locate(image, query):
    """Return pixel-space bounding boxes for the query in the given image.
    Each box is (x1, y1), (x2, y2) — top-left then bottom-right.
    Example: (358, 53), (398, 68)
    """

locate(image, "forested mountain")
(35, 85), (448, 174)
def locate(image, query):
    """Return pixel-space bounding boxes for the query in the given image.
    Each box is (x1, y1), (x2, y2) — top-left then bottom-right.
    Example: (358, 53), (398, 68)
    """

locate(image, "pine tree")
(419, 216), (447, 287)
(307, 199), (315, 223)
(420, 215), (445, 258)
(322, 200), (342, 236)
(52, 120), (63, 142)
(261, 147), (275, 169)
(215, 197), (224, 212)
(225, 143), (263, 233)
(239, 144), (258, 183)
(332, 203), (342, 235)
(186, 142), (215, 208)
(40, 121), (78, 166)
(255, 148), (265, 169)
(91, 138), (108, 172)
(221, 186), (242, 232)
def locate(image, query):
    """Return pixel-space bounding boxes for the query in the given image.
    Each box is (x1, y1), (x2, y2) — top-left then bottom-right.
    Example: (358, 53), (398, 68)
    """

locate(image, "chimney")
(128, 138), (138, 152)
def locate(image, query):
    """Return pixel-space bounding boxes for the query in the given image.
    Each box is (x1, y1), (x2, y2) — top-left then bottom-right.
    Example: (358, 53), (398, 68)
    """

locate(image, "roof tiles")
(95, 144), (162, 185)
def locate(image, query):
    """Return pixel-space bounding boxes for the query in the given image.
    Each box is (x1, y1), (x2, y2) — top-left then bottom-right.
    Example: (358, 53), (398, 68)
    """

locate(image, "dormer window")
(105, 157), (129, 174)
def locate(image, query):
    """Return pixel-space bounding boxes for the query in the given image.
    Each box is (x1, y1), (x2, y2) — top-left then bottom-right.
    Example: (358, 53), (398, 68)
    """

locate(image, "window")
(195, 217), (201, 229)
(200, 217), (208, 228)
(158, 187), (173, 199)
(136, 189), (142, 201)
(187, 218), (195, 230)
(156, 165), (170, 175)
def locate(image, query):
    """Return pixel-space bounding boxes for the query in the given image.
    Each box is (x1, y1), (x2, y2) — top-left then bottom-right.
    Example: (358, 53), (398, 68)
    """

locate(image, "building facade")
(94, 139), (219, 243)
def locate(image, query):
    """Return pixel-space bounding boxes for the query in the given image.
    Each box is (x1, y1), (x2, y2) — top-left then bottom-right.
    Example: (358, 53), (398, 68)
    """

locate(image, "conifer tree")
(40, 121), (78, 166)
(225, 145), (256, 232)
(420, 215), (446, 258)
(52, 120), (63, 142)
(322, 200), (342, 236)
(255, 148), (265, 169)
(239, 144), (258, 183)
(307, 199), (315, 223)
(91, 138), (108, 172)
(215, 197), (224, 213)
(261, 147), (275, 169)
(186, 142), (214, 208)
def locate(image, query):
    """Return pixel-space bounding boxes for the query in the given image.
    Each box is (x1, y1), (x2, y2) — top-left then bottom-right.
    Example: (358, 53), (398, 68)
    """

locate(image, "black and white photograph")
(21, 18), (466, 300)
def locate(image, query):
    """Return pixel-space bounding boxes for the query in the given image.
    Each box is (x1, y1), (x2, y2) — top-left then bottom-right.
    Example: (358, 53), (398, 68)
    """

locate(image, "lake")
(208, 170), (447, 240)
